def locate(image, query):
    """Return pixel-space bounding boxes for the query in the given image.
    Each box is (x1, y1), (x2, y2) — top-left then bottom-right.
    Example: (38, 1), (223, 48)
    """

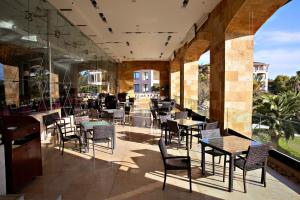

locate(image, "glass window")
(144, 84), (148, 92)
(144, 72), (149, 80)
(134, 72), (140, 80)
(134, 84), (140, 93)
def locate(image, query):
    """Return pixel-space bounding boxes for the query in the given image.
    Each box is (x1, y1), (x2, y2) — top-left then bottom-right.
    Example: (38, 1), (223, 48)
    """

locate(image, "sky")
(199, 0), (300, 79)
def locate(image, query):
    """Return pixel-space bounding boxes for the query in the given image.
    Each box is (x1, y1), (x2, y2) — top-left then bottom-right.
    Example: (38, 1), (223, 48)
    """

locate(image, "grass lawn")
(278, 136), (300, 161)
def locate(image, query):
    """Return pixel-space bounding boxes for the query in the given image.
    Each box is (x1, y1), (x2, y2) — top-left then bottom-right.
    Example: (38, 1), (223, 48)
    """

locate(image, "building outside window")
(144, 72), (149, 80)
(134, 72), (140, 80)
(134, 84), (140, 93)
(143, 84), (148, 92)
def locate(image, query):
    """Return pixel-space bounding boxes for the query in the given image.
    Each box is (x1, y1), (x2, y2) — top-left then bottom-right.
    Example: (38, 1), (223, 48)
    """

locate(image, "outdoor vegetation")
(252, 72), (300, 160)
(78, 71), (98, 94)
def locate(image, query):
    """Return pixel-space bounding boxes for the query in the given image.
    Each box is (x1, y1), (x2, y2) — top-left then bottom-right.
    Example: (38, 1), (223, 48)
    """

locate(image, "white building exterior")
(253, 62), (269, 91)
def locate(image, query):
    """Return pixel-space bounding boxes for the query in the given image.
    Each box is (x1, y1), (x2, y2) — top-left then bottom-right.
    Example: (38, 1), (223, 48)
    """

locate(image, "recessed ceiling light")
(182, 0), (189, 8)
(60, 9), (72, 11)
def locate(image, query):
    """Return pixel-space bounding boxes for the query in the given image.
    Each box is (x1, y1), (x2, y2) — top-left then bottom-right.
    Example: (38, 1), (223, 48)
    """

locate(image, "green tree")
(288, 75), (300, 93)
(269, 75), (290, 94)
(253, 91), (300, 144)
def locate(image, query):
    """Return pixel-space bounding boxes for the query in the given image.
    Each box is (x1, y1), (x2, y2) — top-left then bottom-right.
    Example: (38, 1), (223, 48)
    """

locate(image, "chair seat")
(234, 158), (264, 171)
(166, 158), (189, 170)
(205, 149), (224, 156)
(64, 134), (80, 141)
(89, 138), (111, 143)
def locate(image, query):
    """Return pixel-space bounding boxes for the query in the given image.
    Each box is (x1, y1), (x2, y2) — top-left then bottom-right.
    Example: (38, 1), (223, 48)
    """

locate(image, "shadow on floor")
(22, 144), (224, 200)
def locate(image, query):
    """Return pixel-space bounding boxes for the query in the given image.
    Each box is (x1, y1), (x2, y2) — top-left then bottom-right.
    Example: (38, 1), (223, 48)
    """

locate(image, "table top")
(102, 109), (119, 113)
(199, 135), (260, 155)
(175, 119), (204, 127)
(80, 120), (112, 131)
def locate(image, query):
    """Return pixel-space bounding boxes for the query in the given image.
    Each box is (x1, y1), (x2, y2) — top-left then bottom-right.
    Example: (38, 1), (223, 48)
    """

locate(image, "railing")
(252, 114), (300, 161)
(172, 95), (209, 117)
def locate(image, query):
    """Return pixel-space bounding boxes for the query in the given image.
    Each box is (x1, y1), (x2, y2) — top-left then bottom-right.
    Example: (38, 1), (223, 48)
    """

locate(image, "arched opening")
(132, 69), (160, 105)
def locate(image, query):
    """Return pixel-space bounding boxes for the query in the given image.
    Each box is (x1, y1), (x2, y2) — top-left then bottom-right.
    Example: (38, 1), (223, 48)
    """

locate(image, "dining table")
(165, 119), (205, 155)
(199, 135), (260, 192)
(80, 120), (115, 152)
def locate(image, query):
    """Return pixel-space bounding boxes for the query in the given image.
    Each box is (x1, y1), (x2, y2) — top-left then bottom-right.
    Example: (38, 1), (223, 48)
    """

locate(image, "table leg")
(186, 128), (189, 157)
(229, 155), (234, 192)
(84, 130), (89, 152)
(164, 126), (168, 145)
(201, 144), (205, 175)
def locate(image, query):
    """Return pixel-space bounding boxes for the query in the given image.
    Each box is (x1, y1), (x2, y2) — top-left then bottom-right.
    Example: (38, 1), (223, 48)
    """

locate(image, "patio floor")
(21, 104), (300, 200)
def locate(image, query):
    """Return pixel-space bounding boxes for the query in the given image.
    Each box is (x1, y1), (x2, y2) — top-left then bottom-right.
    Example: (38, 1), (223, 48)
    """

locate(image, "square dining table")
(199, 135), (260, 192)
(165, 119), (204, 155)
(80, 120), (115, 152)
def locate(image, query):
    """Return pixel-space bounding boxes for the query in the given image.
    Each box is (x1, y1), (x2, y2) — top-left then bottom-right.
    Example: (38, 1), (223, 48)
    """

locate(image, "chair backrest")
(158, 138), (168, 161)
(124, 106), (131, 114)
(191, 113), (206, 122)
(54, 120), (65, 140)
(150, 109), (157, 120)
(113, 109), (125, 119)
(175, 111), (188, 120)
(201, 129), (221, 139)
(159, 114), (172, 124)
(167, 120), (179, 134)
(184, 108), (193, 118)
(43, 113), (56, 127)
(51, 112), (60, 120)
(245, 144), (270, 168)
(74, 115), (89, 125)
(93, 125), (115, 140)
(205, 121), (218, 130)
(89, 109), (99, 119)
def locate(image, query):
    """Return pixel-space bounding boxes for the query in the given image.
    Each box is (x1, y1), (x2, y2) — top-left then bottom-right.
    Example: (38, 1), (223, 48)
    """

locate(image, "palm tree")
(253, 74), (264, 95)
(253, 91), (300, 144)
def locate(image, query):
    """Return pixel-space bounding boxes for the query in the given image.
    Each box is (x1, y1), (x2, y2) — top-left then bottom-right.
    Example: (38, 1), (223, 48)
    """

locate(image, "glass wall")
(0, 0), (116, 115)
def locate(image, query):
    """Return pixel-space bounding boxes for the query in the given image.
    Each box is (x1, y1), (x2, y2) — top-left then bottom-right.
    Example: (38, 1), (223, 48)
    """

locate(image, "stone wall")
(3, 65), (19, 106)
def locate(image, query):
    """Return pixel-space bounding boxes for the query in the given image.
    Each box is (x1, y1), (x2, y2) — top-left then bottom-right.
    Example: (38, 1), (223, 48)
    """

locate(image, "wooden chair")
(158, 138), (192, 192)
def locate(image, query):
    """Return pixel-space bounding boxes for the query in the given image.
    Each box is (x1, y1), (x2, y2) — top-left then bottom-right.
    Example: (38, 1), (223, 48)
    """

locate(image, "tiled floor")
(21, 103), (300, 200)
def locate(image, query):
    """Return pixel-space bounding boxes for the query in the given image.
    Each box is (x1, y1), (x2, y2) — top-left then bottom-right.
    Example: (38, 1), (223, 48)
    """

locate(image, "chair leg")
(190, 134), (192, 149)
(79, 139), (82, 153)
(188, 168), (192, 193)
(218, 156), (221, 164)
(223, 155), (226, 182)
(61, 141), (64, 155)
(212, 156), (215, 175)
(262, 166), (267, 187)
(93, 141), (95, 159)
(243, 170), (247, 193)
(163, 170), (167, 190)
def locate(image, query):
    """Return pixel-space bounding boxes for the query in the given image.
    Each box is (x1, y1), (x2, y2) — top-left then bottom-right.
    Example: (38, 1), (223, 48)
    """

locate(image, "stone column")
(184, 61), (199, 111)
(210, 32), (254, 137)
(179, 58), (184, 108)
